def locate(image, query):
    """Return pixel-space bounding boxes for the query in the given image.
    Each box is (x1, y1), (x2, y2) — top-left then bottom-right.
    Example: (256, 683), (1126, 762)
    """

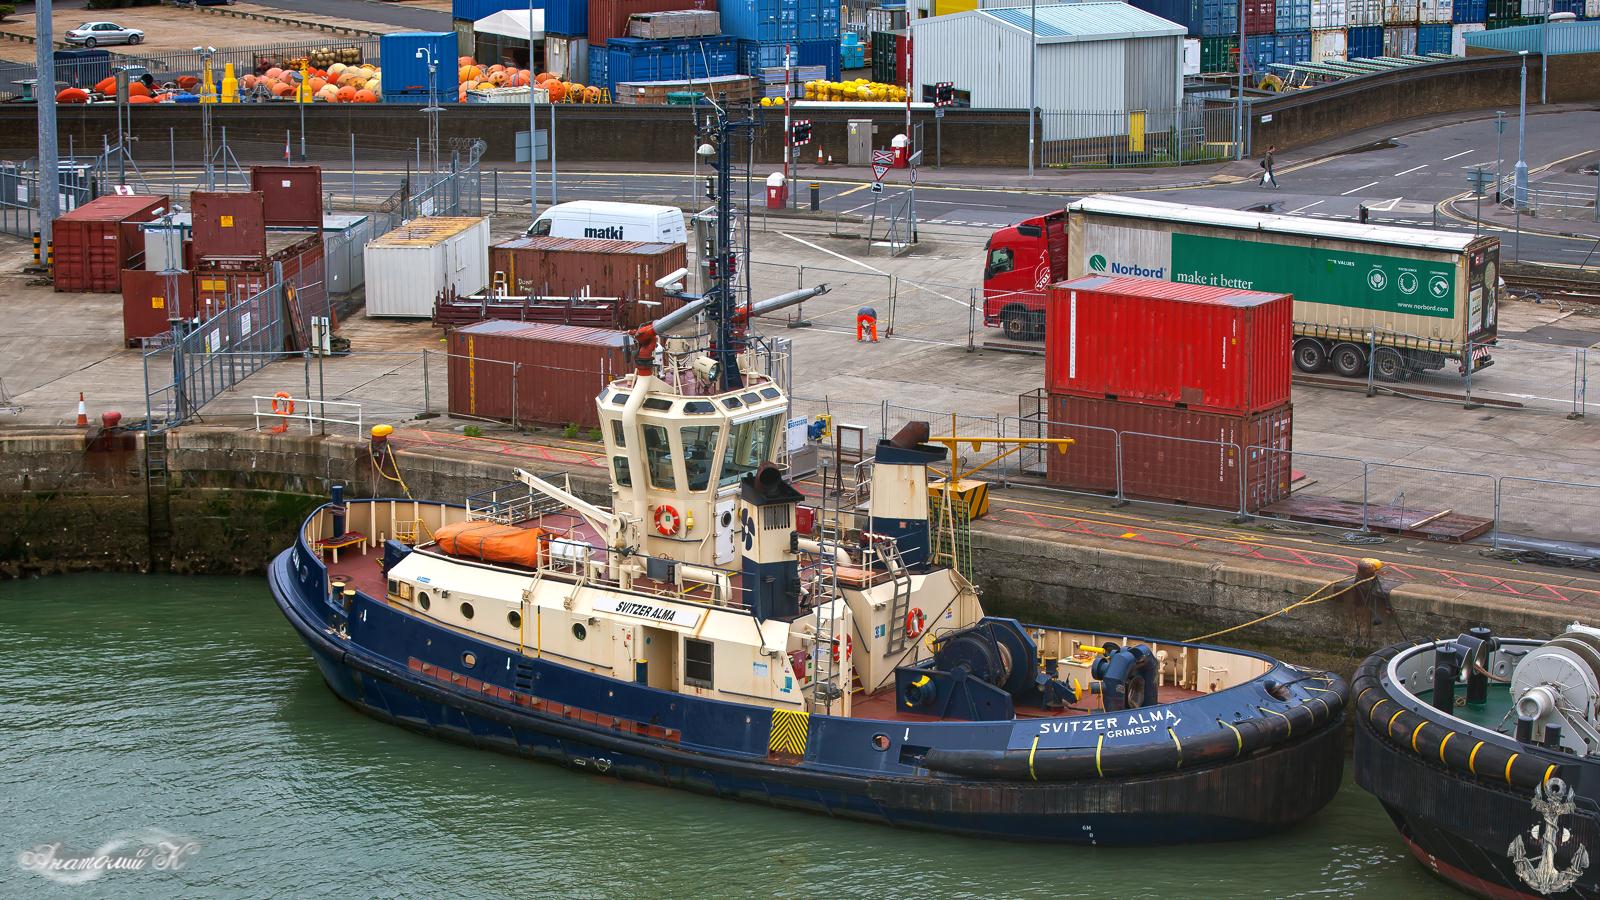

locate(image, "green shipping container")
(871, 31), (897, 85)
(1201, 36), (1239, 74)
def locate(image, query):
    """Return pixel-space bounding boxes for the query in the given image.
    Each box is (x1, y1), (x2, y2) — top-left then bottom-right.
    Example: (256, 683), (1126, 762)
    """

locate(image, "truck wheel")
(1292, 339), (1327, 373)
(1371, 347), (1406, 383)
(1028, 310), (1046, 339)
(1330, 343), (1367, 379)
(1002, 309), (1031, 342)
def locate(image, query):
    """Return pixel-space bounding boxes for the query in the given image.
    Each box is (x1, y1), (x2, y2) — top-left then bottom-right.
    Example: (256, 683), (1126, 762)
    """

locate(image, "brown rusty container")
(191, 191), (268, 261)
(192, 269), (272, 319)
(53, 193), (172, 292)
(488, 236), (688, 329)
(447, 320), (629, 429)
(121, 269), (194, 347)
(1045, 394), (1293, 513)
(191, 237), (327, 324)
(250, 165), (323, 228)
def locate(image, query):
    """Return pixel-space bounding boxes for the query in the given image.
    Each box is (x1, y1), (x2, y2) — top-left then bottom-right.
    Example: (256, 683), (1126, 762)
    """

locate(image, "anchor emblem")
(1509, 777), (1590, 895)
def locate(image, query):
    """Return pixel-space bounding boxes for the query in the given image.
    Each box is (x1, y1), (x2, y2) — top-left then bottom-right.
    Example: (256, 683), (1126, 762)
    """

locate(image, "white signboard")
(592, 596), (702, 628)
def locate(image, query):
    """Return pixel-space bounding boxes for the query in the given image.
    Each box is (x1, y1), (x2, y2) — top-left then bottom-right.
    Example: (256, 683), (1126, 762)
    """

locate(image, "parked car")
(64, 23), (146, 48)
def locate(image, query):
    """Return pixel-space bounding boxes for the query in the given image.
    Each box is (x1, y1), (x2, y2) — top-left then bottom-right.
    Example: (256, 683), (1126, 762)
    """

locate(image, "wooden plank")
(1259, 493), (1491, 543)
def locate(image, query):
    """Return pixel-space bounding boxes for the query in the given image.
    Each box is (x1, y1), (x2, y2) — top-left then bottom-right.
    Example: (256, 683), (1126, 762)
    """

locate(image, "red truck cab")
(982, 210), (1067, 340)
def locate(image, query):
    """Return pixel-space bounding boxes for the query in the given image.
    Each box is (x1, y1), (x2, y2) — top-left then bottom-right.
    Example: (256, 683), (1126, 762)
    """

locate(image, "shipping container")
(1521, 0), (1550, 14)
(121, 269), (194, 347)
(1044, 276), (1292, 416)
(589, 48), (610, 88)
(1277, 0), (1313, 31)
(871, 29), (899, 83)
(1487, 0), (1522, 24)
(626, 9), (720, 37)
(1348, 0), (1386, 24)
(1245, 32), (1277, 70)
(1044, 394), (1294, 513)
(1551, 0), (1584, 13)
(1130, 0), (1205, 35)
(1417, 22), (1454, 50)
(193, 236), (327, 323)
(1065, 195), (1501, 378)
(191, 191), (268, 261)
(1275, 28), (1312, 61)
(1201, 0), (1240, 36)
(447, 320), (630, 428)
(53, 194), (172, 293)
(1452, 21), (1486, 51)
(720, 0), (835, 42)
(250, 165), (323, 228)
(1348, 22), (1386, 53)
(1421, 0), (1456, 22)
(365, 217), (492, 317)
(454, 0), (546, 20)
(738, 38), (841, 78)
(590, 0), (719, 47)
(488, 236), (689, 329)
(1454, 0), (1487, 19)
(1312, 0), (1348, 28)
(546, 35), (589, 81)
(603, 36), (739, 91)
(867, 5), (910, 32)
(1184, 36), (1202, 72)
(380, 32), (458, 99)
(1245, 0), (1278, 33)
(1200, 34), (1239, 70)
(191, 269), (271, 318)
(1384, 0), (1420, 21)
(1311, 26), (1349, 58)
(1384, 23), (1419, 52)
(545, 0), (589, 36)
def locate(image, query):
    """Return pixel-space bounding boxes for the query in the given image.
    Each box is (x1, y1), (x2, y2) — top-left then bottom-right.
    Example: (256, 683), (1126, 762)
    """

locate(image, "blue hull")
(270, 545), (1344, 845)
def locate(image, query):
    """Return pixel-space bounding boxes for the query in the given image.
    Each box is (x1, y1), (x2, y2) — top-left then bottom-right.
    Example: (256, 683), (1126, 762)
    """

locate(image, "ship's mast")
(699, 106), (757, 393)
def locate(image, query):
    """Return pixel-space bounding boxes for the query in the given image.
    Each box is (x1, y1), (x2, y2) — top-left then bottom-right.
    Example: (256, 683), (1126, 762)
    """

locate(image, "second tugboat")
(269, 106), (1349, 845)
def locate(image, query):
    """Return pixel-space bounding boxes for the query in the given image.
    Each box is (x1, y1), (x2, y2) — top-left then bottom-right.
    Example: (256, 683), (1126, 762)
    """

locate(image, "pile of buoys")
(248, 61), (382, 102)
(804, 79), (907, 102)
(758, 96), (787, 107)
(457, 57), (533, 101)
(531, 70), (606, 104)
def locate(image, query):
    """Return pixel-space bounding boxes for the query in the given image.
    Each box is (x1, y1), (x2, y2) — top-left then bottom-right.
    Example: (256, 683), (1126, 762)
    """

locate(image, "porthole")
(508, 610), (522, 629)
(418, 591), (431, 611)
(572, 622), (588, 641)
(462, 651), (477, 668)
(460, 602), (475, 620)
(871, 734), (891, 752)
(720, 510), (733, 527)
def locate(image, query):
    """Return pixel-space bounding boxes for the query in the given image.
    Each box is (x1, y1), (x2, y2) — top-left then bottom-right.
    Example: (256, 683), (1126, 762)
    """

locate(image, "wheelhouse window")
(684, 638), (714, 689)
(720, 415), (779, 487)
(680, 425), (721, 491)
(642, 424), (675, 489)
(612, 455), (632, 487)
(611, 419), (626, 447)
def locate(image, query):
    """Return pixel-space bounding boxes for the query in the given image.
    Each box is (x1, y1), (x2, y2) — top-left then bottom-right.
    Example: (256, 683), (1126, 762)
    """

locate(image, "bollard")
(809, 182), (820, 211)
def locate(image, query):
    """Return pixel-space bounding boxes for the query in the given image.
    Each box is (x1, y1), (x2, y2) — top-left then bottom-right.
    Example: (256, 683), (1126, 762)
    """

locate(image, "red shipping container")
(590, 0), (718, 46)
(121, 269), (195, 347)
(53, 194), (172, 293)
(1244, 0), (1276, 34)
(895, 33), (908, 86)
(192, 191), (268, 261)
(249, 165), (323, 228)
(192, 269), (271, 319)
(1045, 394), (1293, 513)
(447, 321), (629, 429)
(489, 237), (688, 329)
(1045, 275), (1291, 417)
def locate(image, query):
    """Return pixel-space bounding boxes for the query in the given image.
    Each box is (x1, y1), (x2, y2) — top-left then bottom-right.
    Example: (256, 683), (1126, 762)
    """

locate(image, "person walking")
(1258, 145), (1279, 189)
(856, 305), (879, 343)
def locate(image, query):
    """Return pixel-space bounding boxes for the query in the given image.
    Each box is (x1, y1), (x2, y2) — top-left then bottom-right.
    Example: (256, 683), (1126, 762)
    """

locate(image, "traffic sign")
(872, 149), (892, 182)
(910, 168), (917, 185)
(870, 182), (883, 194)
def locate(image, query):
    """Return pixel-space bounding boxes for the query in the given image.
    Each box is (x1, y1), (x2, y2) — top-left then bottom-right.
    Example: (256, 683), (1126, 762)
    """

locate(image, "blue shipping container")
(1417, 23), (1452, 52)
(737, 39), (839, 79)
(1275, 0), (1311, 32)
(1129, 0), (1204, 36)
(380, 32), (458, 98)
(1453, 0), (1487, 21)
(1274, 29), (1311, 62)
(605, 36), (738, 94)
(722, 0), (840, 43)
(589, 51), (609, 89)
(1200, 0), (1240, 37)
(544, 0), (588, 36)
(453, 0), (543, 22)
(1347, 24), (1384, 57)
(1551, 0), (1584, 14)
(1245, 33), (1276, 71)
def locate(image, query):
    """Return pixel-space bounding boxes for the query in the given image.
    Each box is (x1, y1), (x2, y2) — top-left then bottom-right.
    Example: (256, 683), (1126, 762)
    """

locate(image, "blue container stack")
(380, 32), (458, 101)
(1201, 0), (1241, 37)
(601, 35), (738, 94)
(722, 0), (842, 79)
(1550, 0), (1584, 14)
(1275, 0), (1311, 32)
(1417, 22), (1452, 52)
(1128, 0), (1205, 35)
(454, 0), (545, 20)
(589, 51), (609, 88)
(1453, 0), (1488, 21)
(1347, 24), (1384, 57)
(1274, 29), (1311, 62)
(1245, 32), (1276, 70)
(543, 0), (588, 36)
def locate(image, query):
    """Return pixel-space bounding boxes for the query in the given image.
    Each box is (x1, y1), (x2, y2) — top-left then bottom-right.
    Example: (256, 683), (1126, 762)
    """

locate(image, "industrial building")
(907, 3), (1187, 143)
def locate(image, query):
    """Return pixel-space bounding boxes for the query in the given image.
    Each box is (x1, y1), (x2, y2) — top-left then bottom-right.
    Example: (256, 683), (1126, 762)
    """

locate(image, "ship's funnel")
(739, 463), (805, 622)
(868, 423), (947, 568)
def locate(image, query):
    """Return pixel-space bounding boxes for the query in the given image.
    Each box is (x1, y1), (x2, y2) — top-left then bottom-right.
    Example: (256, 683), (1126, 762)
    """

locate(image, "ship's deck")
(848, 683), (1205, 722)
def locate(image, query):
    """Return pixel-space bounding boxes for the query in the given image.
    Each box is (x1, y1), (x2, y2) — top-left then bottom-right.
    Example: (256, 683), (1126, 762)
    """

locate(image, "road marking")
(1441, 150), (1475, 161)
(1394, 165), (1429, 177)
(1341, 181), (1380, 195)
(1287, 200), (1324, 214)
(833, 183), (873, 198)
(1368, 196), (1404, 212)
(775, 231), (891, 276)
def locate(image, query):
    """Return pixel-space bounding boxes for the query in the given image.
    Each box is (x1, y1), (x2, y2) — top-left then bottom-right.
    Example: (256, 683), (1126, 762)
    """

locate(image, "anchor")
(1509, 777), (1591, 895)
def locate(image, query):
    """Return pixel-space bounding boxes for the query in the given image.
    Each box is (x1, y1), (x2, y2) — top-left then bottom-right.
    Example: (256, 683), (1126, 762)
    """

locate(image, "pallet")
(1258, 493), (1492, 543)
(433, 295), (621, 330)
(612, 75), (759, 105)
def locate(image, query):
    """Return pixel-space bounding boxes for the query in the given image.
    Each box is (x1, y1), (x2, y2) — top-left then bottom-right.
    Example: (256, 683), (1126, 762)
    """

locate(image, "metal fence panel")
(1039, 104), (1238, 168)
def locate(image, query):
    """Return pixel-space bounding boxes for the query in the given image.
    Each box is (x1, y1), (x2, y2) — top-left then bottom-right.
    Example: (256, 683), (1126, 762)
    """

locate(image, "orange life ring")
(905, 607), (927, 640)
(654, 504), (681, 536)
(832, 634), (852, 663)
(271, 391), (295, 416)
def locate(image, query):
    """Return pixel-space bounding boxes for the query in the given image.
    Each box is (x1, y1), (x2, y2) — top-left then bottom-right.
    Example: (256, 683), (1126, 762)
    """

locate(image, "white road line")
(1441, 150), (1475, 161)
(1369, 196), (1405, 212)
(1287, 200), (1325, 214)
(1341, 181), (1380, 195)
(1394, 165), (1429, 176)
(776, 232), (891, 275)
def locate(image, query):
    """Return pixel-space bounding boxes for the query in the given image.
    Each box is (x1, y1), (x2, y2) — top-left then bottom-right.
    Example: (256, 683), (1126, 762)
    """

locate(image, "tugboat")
(1356, 628), (1600, 896)
(268, 107), (1349, 845)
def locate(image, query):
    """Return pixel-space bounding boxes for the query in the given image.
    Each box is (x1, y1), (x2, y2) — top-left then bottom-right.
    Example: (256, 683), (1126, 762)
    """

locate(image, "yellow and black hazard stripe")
(769, 708), (810, 756)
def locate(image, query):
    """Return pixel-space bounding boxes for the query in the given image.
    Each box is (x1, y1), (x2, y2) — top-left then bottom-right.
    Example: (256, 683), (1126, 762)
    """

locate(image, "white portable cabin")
(363, 216), (491, 317)
(527, 201), (687, 244)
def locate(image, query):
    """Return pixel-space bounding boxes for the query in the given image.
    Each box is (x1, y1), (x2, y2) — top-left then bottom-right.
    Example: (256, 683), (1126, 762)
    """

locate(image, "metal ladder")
(879, 536), (915, 653)
(144, 430), (173, 572)
(930, 490), (973, 578)
(808, 465), (847, 715)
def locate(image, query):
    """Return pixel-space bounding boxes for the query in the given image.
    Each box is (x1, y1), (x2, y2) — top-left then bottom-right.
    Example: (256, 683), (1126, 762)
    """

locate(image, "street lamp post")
(37, 0), (58, 257)
(415, 48), (441, 178)
(1494, 110), (1505, 203)
(1027, 0), (1036, 176)
(528, 0), (539, 215)
(1515, 50), (1529, 210)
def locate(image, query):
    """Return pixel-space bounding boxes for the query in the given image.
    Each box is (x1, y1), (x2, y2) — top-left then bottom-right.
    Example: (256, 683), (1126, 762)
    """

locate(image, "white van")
(526, 201), (686, 244)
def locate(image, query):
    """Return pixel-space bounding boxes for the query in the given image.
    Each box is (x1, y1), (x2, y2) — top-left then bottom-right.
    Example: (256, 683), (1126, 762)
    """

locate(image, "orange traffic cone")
(75, 392), (88, 427)
(816, 145), (823, 166)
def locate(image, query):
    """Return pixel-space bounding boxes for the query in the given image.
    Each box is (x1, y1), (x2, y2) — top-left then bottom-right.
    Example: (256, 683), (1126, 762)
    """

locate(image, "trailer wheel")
(1371, 347), (1406, 383)
(1293, 339), (1327, 373)
(1028, 310), (1046, 339)
(1330, 343), (1367, 379)
(1002, 308), (1033, 342)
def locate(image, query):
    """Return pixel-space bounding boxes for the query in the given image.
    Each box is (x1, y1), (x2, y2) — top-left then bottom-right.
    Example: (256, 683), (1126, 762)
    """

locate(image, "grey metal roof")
(981, 2), (1186, 43)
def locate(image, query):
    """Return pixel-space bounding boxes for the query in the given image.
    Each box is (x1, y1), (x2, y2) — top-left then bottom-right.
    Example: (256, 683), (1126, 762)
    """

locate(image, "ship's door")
(638, 626), (675, 690)
(713, 495), (736, 565)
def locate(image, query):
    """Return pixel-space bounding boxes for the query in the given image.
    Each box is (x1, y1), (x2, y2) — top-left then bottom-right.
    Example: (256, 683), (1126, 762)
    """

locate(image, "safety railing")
(1038, 105), (1240, 169)
(252, 394), (363, 438)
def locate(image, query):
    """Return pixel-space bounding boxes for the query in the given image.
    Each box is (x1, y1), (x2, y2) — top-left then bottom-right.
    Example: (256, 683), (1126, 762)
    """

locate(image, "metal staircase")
(879, 537), (915, 653)
(930, 490), (973, 578)
(807, 460), (848, 714)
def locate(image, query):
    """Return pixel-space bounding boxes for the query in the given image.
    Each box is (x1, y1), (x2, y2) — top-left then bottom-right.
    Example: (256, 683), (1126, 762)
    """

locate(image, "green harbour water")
(1, 573), (1461, 899)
